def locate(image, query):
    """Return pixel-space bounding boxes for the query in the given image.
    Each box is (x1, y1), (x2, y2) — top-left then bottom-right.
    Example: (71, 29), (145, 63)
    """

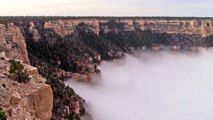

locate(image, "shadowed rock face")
(28, 21), (41, 42)
(44, 18), (213, 37)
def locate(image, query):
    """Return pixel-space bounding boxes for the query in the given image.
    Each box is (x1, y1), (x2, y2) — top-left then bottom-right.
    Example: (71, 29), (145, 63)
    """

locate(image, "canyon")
(0, 17), (213, 119)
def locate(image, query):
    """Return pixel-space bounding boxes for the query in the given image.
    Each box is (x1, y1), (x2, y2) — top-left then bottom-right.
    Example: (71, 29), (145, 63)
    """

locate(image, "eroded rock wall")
(44, 18), (213, 37)
(44, 19), (100, 37)
(134, 19), (213, 37)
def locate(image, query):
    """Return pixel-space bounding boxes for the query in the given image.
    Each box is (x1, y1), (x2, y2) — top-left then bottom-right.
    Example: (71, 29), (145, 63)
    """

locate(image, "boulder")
(24, 84), (53, 120)
(0, 52), (6, 59)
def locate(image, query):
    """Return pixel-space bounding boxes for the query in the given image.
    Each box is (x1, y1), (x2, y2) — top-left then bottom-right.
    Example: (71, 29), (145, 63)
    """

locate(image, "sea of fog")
(65, 49), (213, 120)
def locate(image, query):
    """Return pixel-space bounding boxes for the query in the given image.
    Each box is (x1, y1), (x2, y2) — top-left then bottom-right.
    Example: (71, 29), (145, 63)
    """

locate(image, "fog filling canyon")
(65, 49), (213, 120)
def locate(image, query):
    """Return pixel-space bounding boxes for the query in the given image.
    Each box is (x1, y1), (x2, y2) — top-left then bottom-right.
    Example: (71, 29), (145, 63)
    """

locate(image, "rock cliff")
(44, 18), (213, 37)
(44, 19), (100, 37)
(0, 23), (29, 63)
(0, 23), (53, 120)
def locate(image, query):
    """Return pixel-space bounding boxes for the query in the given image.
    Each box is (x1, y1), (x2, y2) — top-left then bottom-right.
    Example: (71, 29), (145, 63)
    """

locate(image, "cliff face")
(44, 18), (213, 38)
(0, 23), (53, 120)
(44, 19), (100, 37)
(0, 23), (29, 63)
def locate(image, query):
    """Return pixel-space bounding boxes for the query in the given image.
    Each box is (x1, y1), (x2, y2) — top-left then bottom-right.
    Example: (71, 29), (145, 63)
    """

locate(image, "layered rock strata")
(44, 18), (213, 37)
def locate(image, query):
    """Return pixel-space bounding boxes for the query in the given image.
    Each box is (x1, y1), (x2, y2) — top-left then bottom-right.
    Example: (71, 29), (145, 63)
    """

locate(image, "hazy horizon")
(0, 0), (212, 17)
(0, 16), (212, 18)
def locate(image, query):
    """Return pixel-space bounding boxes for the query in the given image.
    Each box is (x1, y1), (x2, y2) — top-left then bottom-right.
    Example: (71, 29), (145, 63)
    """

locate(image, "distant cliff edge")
(44, 18), (213, 37)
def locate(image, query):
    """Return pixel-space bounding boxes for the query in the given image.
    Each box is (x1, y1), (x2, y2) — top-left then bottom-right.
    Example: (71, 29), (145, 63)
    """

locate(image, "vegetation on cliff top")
(8, 59), (30, 83)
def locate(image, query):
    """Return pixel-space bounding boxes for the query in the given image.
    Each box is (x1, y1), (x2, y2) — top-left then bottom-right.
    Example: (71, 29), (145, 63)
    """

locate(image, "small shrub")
(0, 107), (6, 120)
(8, 59), (30, 83)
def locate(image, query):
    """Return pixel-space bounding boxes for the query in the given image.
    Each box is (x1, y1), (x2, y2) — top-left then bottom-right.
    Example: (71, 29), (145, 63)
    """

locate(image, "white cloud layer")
(66, 49), (213, 120)
(0, 0), (212, 16)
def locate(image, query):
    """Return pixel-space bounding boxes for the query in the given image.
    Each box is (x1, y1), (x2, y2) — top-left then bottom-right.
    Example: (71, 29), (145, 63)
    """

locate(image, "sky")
(0, 0), (212, 17)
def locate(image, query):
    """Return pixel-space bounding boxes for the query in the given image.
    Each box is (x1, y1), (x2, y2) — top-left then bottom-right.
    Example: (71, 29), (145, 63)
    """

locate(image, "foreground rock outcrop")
(0, 23), (53, 120)
(0, 54), (53, 120)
